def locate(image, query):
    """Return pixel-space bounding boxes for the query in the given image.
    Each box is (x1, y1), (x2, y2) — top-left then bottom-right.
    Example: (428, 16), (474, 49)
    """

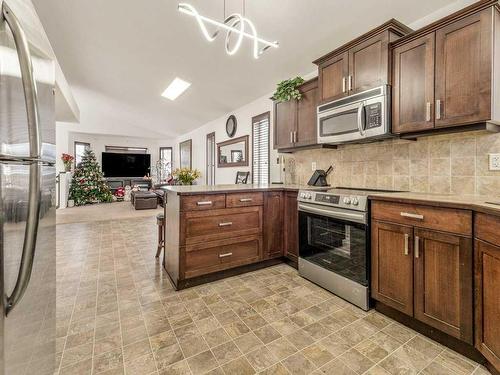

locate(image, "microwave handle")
(357, 102), (365, 136)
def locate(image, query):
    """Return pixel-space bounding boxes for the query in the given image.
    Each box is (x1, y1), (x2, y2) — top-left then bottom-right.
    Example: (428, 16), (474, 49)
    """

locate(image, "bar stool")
(156, 212), (165, 258)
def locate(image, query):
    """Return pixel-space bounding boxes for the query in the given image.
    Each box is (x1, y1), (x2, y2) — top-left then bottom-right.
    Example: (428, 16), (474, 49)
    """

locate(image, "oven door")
(298, 203), (368, 287)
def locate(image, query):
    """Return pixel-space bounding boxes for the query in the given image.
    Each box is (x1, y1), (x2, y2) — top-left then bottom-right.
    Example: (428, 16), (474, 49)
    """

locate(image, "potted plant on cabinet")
(271, 76), (305, 102)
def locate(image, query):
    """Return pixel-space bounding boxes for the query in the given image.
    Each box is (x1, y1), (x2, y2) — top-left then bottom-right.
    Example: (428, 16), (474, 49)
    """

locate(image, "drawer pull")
(415, 236), (420, 258)
(239, 198), (253, 202)
(197, 201), (213, 206)
(400, 212), (424, 220)
(404, 234), (409, 256)
(218, 222), (233, 227)
(219, 252), (233, 258)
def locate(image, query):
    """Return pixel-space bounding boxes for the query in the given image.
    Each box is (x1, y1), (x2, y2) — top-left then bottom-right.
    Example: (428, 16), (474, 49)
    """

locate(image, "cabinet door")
(414, 228), (473, 343)
(435, 9), (491, 128)
(475, 239), (500, 370)
(349, 32), (389, 94)
(263, 192), (284, 258)
(295, 79), (318, 147)
(273, 100), (296, 150)
(392, 33), (435, 134)
(371, 221), (414, 316)
(284, 191), (299, 265)
(318, 52), (349, 103)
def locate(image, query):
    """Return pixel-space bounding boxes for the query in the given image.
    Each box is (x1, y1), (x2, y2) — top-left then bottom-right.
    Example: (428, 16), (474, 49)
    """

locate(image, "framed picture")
(179, 139), (192, 169)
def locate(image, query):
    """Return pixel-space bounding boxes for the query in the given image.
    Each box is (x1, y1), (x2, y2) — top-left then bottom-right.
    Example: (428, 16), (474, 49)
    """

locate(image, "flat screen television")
(101, 152), (151, 177)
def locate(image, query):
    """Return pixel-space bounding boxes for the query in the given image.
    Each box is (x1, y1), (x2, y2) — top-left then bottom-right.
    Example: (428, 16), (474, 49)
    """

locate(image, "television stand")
(104, 177), (152, 193)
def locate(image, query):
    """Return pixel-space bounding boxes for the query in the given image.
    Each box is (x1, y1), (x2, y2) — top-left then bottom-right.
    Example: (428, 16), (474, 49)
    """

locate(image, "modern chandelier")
(178, 2), (279, 59)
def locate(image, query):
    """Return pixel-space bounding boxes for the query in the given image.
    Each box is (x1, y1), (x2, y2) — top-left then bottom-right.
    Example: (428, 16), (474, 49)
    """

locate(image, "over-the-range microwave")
(317, 85), (392, 145)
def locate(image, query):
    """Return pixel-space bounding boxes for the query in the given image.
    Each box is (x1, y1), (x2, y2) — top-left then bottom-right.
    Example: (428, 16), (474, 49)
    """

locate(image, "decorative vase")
(64, 162), (71, 172)
(67, 199), (75, 208)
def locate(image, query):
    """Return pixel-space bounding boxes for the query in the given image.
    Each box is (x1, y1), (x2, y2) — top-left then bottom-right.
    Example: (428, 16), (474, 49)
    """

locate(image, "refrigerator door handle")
(2, 4), (42, 315)
(2, 3), (41, 159)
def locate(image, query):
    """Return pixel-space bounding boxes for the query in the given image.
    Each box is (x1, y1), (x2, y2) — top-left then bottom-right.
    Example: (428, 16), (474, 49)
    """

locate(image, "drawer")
(371, 200), (472, 236)
(226, 192), (264, 207)
(475, 213), (500, 245)
(184, 235), (261, 278)
(181, 194), (225, 211)
(182, 206), (262, 244)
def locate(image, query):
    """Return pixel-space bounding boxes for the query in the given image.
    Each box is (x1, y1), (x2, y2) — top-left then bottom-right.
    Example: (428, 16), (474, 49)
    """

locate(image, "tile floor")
(56, 216), (491, 375)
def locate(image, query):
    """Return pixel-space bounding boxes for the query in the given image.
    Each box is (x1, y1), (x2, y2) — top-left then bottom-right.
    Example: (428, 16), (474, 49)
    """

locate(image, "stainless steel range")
(297, 187), (397, 310)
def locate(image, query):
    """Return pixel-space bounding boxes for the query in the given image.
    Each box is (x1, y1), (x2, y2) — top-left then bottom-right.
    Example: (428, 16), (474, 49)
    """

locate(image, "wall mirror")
(179, 139), (192, 169)
(217, 135), (249, 168)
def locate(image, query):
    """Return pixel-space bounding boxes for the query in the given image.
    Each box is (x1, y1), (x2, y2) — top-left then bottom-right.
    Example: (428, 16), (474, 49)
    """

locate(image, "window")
(74, 141), (90, 167)
(159, 147), (173, 177)
(105, 146), (148, 154)
(252, 112), (270, 184)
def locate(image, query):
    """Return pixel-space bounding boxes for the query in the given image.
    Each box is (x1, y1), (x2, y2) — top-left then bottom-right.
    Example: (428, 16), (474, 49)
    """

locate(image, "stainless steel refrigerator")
(0, 2), (56, 374)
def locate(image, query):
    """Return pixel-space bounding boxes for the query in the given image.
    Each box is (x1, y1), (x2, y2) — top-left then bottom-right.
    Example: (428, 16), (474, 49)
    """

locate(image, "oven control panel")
(315, 194), (339, 204)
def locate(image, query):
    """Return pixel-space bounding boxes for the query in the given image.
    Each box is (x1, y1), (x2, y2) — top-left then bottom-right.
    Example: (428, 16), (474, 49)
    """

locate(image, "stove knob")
(306, 193), (312, 200)
(300, 193), (305, 198)
(343, 197), (351, 205)
(351, 197), (359, 206)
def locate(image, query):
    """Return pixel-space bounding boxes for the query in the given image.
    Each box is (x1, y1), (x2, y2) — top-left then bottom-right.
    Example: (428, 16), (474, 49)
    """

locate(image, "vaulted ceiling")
(33, 0), (463, 138)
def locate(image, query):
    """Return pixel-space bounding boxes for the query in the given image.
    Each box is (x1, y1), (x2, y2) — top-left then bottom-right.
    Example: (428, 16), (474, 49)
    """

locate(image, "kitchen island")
(161, 184), (320, 289)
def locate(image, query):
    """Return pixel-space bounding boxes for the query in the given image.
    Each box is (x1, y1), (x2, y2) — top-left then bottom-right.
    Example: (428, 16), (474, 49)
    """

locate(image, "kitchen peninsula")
(162, 184), (315, 289)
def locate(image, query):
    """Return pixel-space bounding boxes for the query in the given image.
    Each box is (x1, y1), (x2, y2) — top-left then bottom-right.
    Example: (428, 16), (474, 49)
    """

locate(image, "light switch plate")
(312, 162), (317, 171)
(489, 153), (500, 171)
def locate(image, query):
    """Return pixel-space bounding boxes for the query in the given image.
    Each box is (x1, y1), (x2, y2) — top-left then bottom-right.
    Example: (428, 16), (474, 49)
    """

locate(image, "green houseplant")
(272, 76), (305, 102)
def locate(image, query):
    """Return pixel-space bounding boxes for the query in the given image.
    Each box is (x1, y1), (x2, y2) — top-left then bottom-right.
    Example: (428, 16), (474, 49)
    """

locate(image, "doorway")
(206, 132), (216, 185)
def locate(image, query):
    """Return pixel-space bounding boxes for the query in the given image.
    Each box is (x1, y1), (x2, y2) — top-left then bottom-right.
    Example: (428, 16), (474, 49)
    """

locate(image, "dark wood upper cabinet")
(314, 20), (411, 104)
(318, 52), (349, 102)
(371, 220), (414, 316)
(435, 9), (492, 128)
(295, 79), (319, 147)
(273, 99), (296, 150)
(392, 34), (435, 134)
(273, 78), (319, 151)
(414, 228), (473, 343)
(263, 192), (284, 259)
(349, 33), (389, 94)
(392, 2), (499, 135)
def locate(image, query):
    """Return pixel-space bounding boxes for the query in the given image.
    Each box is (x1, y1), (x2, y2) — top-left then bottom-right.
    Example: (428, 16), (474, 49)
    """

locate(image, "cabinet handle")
(436, 100), (441, 120)
(290, 131), (294, 144)
(415, 236), (420, 258)
(404, 234), (409, 256)
(197, 201), (212, 206)
(219, 252), (233, 258)
(218, 222), (233, 227)
(342, 77), (346, 93)
(294, 131), (298, 143)
(239, 198), (252, 202)
(426, 102), (431, 122)
(400, 212), (424, 220)
(348, 75), (352, 91)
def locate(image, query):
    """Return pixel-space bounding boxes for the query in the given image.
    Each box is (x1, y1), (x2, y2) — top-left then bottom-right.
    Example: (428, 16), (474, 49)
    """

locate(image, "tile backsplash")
(282, 130), (500, 196)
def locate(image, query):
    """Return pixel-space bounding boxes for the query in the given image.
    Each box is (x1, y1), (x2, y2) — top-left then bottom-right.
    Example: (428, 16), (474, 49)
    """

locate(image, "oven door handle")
(298, 203), (366, 224)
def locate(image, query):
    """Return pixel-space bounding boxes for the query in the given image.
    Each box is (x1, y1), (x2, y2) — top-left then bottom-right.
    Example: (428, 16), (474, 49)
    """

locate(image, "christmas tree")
(69, 148), (113, 206)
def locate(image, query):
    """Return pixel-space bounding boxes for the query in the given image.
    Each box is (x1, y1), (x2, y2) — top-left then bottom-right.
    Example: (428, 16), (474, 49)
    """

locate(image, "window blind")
(252, 112), (270, 184)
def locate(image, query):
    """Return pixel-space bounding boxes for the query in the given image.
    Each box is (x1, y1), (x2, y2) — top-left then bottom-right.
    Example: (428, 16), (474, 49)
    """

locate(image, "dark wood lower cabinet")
(284, 191), (299, 265)
(371, 221), (414, 316)
(263, 192), (284, 258)
(475, 239), (500, 370)
(414, 228), (473, 343)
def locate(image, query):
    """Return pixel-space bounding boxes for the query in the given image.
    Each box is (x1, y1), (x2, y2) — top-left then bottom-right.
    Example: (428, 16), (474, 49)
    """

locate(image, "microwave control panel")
(365, 103), (382, 129)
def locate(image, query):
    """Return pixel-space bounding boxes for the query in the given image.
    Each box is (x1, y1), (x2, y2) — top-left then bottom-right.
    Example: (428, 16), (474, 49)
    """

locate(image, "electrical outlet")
(312, 162), (317, 171)
(489, 154), (500, 171)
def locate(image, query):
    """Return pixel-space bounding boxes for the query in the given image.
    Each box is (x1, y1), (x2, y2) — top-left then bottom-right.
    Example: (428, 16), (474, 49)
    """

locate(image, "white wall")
(56, 126), (175, 174)
(175, 71), (318, 185)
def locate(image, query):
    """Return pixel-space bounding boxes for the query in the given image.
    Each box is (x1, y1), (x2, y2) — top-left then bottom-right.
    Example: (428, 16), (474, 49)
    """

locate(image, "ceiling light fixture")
(178, 2), (279, 59)
(162, 77), (191, 100)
